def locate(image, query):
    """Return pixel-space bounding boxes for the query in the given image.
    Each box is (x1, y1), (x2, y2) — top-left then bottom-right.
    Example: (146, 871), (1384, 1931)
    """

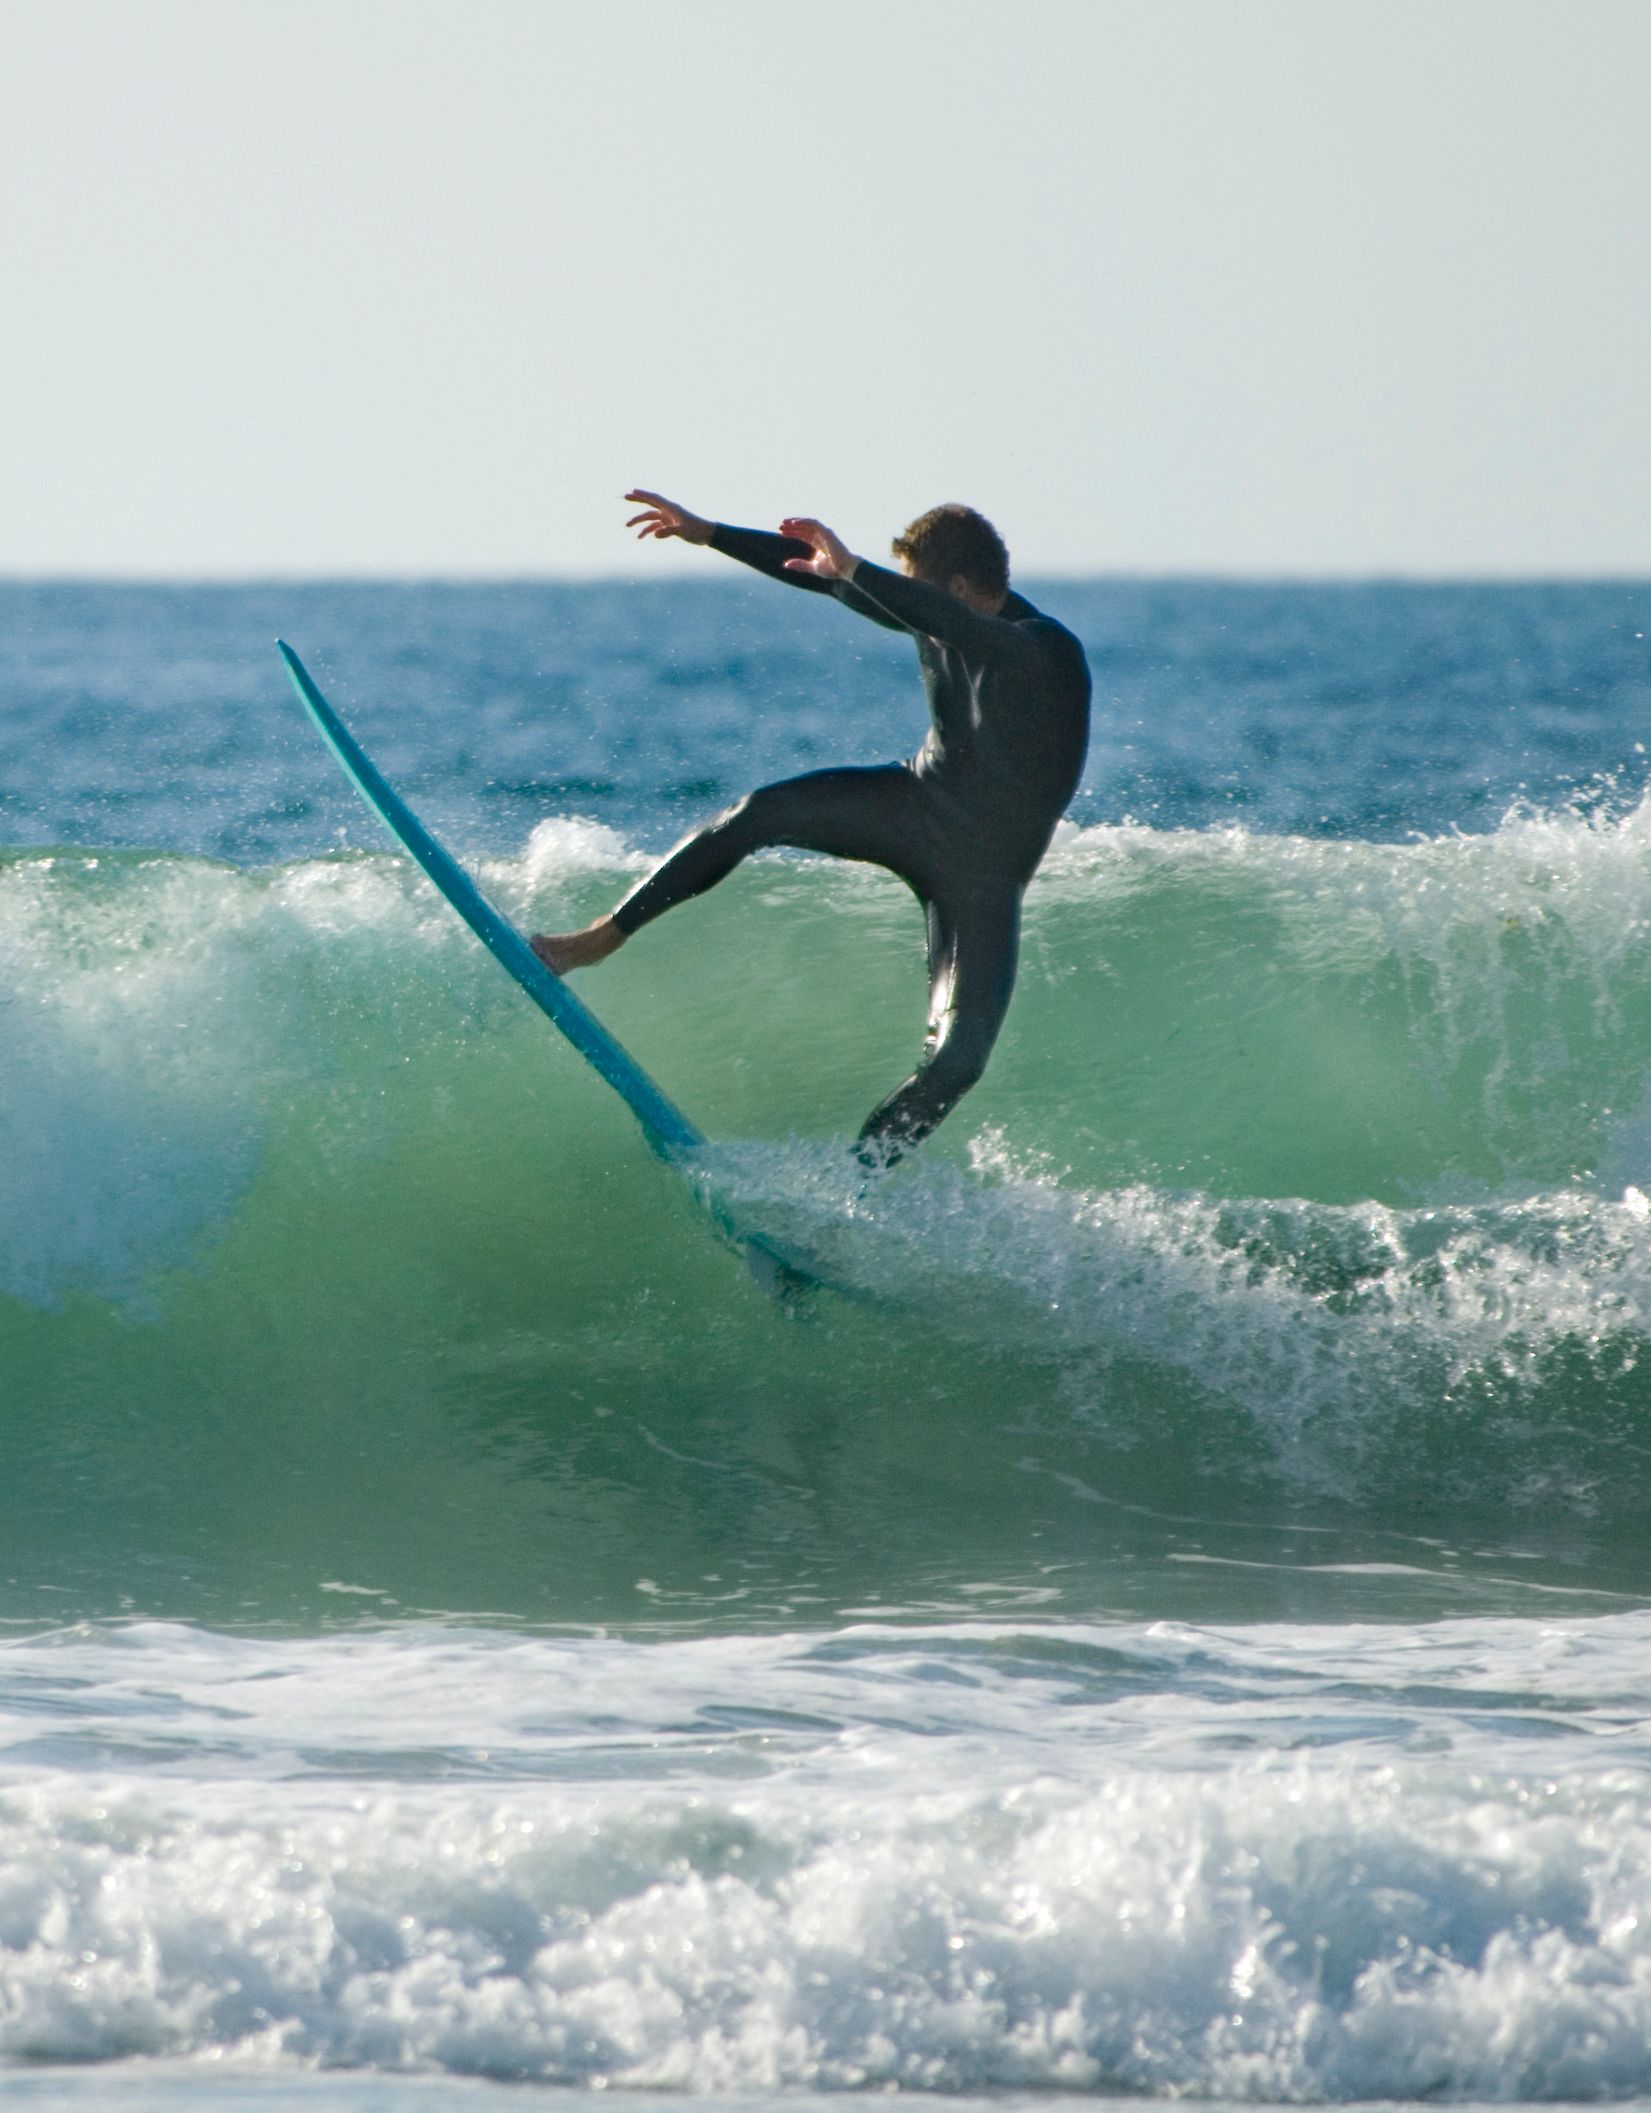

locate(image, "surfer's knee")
(923, 1014), (996, 1101)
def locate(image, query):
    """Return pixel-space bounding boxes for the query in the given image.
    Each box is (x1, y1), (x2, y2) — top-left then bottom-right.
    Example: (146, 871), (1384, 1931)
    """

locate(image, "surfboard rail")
(277, 641), (818, 1300)
(279, 641), (702, 1161)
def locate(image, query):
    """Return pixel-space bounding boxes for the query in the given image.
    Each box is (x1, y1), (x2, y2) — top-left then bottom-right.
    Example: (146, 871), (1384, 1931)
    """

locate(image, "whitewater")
(2, 575), (1650, 2107)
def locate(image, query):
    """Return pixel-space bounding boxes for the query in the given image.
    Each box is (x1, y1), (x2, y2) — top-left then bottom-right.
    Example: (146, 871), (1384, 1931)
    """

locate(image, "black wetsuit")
(614, 524), (1092, 1154)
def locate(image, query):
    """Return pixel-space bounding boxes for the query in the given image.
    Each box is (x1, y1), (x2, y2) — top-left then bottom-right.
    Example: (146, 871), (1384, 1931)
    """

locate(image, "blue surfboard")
(277, 642), (813, 1297)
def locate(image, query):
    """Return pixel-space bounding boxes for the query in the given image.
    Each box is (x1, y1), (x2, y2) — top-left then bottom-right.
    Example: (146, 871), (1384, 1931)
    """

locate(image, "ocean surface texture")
(3, 574), (1651, 2109)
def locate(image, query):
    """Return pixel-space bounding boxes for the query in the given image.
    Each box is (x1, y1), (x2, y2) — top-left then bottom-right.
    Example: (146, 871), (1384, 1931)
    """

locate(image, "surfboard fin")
(742, 1237), (820, 1309)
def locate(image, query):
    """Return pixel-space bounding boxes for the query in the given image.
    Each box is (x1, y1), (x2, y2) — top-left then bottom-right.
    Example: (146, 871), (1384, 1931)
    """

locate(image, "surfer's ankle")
(530, 917), (626, 974)
(586, 915), (626, 963)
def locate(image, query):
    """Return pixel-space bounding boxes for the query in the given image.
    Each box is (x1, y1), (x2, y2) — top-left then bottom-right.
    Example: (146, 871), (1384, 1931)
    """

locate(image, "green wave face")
(7, 815), (1651, 1628)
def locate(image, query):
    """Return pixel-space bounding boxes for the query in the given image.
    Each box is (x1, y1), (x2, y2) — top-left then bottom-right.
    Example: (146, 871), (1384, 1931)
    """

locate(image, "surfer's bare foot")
(529, 916), (626, 974)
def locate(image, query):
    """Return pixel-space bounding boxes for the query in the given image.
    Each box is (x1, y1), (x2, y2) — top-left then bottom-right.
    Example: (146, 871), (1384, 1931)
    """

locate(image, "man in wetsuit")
(531, 490), (1092, 1160)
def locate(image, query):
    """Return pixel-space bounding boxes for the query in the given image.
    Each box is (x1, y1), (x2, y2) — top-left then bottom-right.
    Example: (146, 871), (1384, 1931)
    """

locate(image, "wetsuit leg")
(856, 880), (1023, 1161)
(612, 766), (936, 933)
(612, 767), (1023, 1162)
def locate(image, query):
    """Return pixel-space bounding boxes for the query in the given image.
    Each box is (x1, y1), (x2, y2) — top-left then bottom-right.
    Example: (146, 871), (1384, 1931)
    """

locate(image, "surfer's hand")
(779, 518), (858, 582)
(624, 491), (713, 545)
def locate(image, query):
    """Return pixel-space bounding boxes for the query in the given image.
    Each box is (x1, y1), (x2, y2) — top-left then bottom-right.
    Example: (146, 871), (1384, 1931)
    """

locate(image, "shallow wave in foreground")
(3, 1615), (1651, 2096)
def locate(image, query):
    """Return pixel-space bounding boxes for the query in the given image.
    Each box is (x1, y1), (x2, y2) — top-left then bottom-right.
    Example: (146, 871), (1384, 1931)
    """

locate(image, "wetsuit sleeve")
(837, 558), (1032, 661)
(710, 523), (826, 590)
(709, 524), (906, 632)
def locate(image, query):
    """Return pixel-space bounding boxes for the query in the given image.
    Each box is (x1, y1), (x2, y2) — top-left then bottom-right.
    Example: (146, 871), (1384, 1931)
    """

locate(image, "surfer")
(531, 492), (1092, 1160)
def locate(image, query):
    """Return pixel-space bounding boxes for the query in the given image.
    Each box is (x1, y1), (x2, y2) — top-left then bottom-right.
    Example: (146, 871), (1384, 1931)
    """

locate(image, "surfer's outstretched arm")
(710, 523), (905, 634)
(624, 491), (715, 546)
(624, 490), (904, 632)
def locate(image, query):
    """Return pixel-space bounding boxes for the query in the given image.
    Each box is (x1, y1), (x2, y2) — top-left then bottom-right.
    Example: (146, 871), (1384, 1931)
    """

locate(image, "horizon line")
(1, 566), (1649, 590)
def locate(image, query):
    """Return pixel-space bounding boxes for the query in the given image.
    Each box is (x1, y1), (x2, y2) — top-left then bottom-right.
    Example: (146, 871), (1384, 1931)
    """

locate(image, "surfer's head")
(892, 506), (1010, 614)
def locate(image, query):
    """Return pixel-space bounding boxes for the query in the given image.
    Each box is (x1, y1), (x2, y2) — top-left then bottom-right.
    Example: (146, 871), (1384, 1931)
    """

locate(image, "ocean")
(3, 571), (1651, 2107)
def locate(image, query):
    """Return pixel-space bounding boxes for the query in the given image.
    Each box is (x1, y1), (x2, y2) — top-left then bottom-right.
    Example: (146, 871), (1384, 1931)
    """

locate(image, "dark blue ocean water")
(5, 576), (1651, 2104)
(3, 578), (1647, 861)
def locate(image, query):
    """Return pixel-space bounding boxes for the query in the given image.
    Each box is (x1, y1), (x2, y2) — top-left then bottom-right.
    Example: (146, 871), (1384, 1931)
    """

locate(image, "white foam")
(1044, 799), (1651, 1043)
(508, 817), (649, 901)
(0, 849), (506, 1305)
(6, 1617), (1651, 2093)
(0, 857), (271, 1305)
(704, 1135), (1651, 1505)
(0, 839), (640, 1307)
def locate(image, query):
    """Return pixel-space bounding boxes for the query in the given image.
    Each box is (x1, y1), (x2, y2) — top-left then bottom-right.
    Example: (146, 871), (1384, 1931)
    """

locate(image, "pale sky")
(3, 0), (1647, 577)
